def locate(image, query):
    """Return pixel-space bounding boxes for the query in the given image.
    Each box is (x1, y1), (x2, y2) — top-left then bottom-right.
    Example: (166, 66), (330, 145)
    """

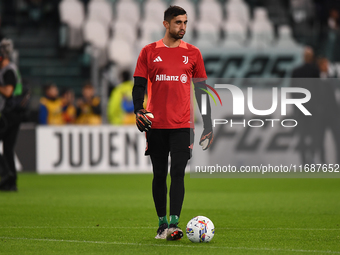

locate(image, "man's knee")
(170, 152), (189, 179)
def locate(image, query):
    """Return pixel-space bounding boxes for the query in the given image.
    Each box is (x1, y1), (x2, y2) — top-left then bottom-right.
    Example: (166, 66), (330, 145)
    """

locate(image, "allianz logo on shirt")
(155, 74), (178, 81)
(155, 74), (188, 83)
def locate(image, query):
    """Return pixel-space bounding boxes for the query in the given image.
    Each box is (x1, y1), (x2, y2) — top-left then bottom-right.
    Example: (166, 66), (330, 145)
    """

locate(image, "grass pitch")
(0, 173), (340, 255)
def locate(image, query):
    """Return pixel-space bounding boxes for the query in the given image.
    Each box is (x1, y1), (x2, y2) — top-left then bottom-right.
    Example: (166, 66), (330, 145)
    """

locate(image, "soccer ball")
(186, 216), (215, 243)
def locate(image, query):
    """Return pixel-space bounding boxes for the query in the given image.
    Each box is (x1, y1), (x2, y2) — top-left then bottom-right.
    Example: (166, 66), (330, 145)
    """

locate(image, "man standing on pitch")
(0, 39), (25, 191)
(132, 6), (213, 240)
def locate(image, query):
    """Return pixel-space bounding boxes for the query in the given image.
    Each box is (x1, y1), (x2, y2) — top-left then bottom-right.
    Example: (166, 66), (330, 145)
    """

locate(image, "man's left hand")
(200, 128), (213, 150)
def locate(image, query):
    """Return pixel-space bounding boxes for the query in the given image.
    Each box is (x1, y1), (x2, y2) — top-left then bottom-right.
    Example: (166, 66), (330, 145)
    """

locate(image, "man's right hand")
(135, 109), (154, 132)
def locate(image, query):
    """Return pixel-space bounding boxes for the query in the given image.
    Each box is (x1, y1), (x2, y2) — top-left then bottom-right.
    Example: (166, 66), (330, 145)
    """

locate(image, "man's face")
(63, 91), (74, 104)
(83, 87), (94, 99)
(47, 86), (58, 99)
(319, 58), (329, 73)
(168, 14), (187, 40)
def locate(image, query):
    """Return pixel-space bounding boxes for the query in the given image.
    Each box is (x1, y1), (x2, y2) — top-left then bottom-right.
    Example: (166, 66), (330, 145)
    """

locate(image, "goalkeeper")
(132, 6), (213, 241)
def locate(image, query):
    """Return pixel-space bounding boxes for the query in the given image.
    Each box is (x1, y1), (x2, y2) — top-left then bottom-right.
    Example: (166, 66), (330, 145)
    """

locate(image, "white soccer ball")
(186, 216), (215, 243)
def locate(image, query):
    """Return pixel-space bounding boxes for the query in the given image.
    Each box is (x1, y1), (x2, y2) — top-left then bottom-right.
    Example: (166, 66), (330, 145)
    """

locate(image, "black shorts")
(145, 128), (194, 157)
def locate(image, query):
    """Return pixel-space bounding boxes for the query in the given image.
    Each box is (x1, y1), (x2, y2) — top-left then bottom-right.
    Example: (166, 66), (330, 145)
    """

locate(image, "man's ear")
(163, 20), (169, 29)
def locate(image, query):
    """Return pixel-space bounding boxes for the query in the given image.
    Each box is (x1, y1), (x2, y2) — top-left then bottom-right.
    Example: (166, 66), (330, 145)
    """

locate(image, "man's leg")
(146, 129), (170, 239)
(0, 153), (13, 190)
(150, 154), (168, 219)
(167, 129), (191, 240)
(151, 154), (170, 239)
(2, 120), (20, 190)
(169, 151), (189, 218)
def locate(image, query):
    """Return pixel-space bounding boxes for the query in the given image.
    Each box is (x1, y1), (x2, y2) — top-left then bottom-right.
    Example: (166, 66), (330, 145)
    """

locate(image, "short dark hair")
(60, 88), (72, 97)
(164, 5), (186, 22)
(0, 39), (13, 59)
(83, 82), (93, 89)
(43, 83), (57, 95)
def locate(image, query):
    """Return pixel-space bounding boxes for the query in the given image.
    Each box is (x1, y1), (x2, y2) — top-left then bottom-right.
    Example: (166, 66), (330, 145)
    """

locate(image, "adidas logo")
(153, 56), (162, 62)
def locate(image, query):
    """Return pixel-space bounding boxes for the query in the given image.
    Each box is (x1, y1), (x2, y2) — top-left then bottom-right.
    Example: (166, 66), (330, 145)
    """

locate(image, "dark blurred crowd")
(291, 47), (340, 164)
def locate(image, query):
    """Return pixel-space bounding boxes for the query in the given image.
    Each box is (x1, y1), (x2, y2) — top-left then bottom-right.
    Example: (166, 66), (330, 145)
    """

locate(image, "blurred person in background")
(61, 88), (76, 124)
(0, 39), (24, 191)
(107, 70), (141, 125)
(291, 46), (319, 164)
(313, 57), (340, 163)
(324, 8), (340, 61)
(76, 83), (101, 125)
(289, 0), (315, 45)
(25, 0), (44, 25)
(39, 83), (64, 125)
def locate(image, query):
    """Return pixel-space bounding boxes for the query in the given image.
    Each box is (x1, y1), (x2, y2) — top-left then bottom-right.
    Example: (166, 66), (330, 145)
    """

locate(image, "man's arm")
(132, 76), (147, 113)
(39, 104), (48, 125)
(0, 85), (14, 98)
(132, 45), (153, 132)
(0, 69), (15, 98)
(194, 81), (212, 129)
(91, 97), (101, 115)
(194, 81), (213, 150)
(132, 76), (153, 132)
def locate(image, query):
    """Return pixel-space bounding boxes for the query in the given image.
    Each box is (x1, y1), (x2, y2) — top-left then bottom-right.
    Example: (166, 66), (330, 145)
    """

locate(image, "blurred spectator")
(290, 0), (315, 45)
(107, 70), (135, 125)
(61, 88), (76, 124)
(24, 0), (43, 24)
(328, 9), (340, 30)
(39, 83), (64, 125)
(0, 39), (24, 191)
(313, 57), (340, 163)
(324, 9), (340, 61)
(291, 46), (319, 164)
(76, 83), (102, 125)
(291, 46), (319, 78)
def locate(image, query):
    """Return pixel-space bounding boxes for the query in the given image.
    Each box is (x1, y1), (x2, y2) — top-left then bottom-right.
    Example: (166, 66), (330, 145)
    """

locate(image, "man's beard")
(169, 29), (185, 40)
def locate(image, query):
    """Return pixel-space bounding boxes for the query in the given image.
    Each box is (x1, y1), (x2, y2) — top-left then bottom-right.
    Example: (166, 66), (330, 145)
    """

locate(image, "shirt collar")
(155, 39), (188, 49)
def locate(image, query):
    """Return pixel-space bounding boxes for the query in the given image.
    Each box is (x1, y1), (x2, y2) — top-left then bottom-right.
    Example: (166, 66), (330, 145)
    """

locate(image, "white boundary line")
(221, 227), (340, 231)
(1, 226), (340, 231)
(0, 236), (340, 254)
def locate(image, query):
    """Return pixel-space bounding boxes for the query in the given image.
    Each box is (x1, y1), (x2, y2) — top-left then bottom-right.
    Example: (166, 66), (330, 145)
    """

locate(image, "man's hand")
(199, 128), (213, 150)
(135, 109), (154, 132)
(0, 85), (14, 98)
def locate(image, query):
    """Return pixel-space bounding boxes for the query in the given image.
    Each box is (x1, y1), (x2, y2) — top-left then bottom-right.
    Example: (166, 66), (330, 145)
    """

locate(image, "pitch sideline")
(0, 236), (339, 254)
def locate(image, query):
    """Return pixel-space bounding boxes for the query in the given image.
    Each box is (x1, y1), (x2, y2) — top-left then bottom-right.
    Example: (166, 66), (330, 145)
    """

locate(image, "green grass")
(1, 174), (340, 255)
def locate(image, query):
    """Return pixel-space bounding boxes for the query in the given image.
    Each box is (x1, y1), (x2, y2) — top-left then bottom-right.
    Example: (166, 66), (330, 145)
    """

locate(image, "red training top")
(134, 39), (207, 129)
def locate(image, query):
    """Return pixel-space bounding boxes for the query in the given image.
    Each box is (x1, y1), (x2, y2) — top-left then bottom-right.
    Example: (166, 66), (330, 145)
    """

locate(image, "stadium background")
(1, 0), (340, 172)
(1, 1), (340, 254)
